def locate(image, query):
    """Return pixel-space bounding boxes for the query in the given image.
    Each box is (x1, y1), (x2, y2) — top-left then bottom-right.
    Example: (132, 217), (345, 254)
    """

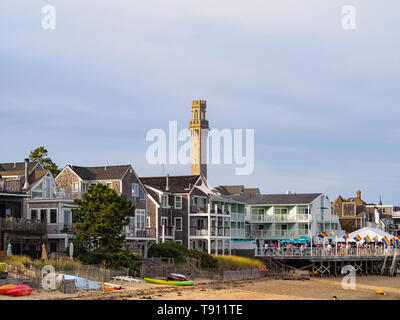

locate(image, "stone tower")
(189, 100), (209, 179)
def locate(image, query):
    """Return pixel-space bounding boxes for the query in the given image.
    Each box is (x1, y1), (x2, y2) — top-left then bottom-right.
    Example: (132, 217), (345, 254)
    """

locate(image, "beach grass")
(212, 255), (264, 270)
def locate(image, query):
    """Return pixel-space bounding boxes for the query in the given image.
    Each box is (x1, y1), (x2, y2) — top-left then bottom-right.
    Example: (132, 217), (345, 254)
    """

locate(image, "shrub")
(188, 250), (218, 269)
(148, 242), (190, 263)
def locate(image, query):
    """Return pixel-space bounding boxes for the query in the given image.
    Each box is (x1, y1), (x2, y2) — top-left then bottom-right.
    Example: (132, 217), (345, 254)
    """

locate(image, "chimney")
(356, 190), (361, 199)
(165, 174), (169, 191)
(23, 158), (30, 190)
(105, 165), (107, 170)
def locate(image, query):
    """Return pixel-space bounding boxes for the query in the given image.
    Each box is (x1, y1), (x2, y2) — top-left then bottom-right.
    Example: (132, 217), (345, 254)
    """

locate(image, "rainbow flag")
(331, 230), (336, 236)
(364, 235), (372, 243)
(318, 232), (328, 238)
(383, 236), (390, 246)
(343, 233), (349, 240)
(396, 237), (400, 243)
(354, 235), (362, 242)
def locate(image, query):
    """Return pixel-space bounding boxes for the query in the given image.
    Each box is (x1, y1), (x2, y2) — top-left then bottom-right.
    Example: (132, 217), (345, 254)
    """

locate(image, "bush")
(148, 242), (218, 268)
(148, 242), (190, 263)
(188, 250), (218, 269)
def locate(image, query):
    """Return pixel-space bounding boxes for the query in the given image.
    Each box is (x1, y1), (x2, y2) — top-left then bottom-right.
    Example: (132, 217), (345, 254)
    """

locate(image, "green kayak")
(143, 277), (194, 286)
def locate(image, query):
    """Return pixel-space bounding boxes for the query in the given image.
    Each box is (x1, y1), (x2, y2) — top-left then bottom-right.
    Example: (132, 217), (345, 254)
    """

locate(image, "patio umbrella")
(6, 243), (12, 256)
(41, 243), (48, 261)
(297, 236), (311, 242)
(279, 238), (292, 243)
(69, 242), (74, 260)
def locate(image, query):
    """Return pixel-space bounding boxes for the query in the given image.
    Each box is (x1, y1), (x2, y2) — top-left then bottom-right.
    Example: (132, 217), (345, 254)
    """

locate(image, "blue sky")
(1, 1), (399, 203)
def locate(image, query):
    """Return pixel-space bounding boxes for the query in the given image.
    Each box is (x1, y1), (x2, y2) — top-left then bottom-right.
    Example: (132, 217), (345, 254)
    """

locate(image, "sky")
(1, 1), (399, 204)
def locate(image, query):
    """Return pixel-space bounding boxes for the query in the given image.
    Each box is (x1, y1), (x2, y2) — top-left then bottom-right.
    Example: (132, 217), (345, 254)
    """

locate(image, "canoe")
(0, 284), (17, 295)
(143, 278), (194, 286)
(5, 285), (33, 296)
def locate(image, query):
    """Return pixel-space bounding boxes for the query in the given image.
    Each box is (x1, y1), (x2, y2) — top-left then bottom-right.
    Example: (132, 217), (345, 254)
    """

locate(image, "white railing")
(250, 230), (309, 238)
(231, 229), (245, 237)
(255, 247), (399, 257)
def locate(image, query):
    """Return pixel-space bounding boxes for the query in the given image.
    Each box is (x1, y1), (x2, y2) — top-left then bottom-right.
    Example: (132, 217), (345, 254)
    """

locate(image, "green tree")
(72, 184), (135, 252)
(29, 146), (60, 177)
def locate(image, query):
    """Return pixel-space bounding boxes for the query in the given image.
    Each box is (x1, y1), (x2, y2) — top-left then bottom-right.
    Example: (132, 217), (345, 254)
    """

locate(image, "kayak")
(5, 285), (33, 296)
(143, 278), (194, 286)
(0, 284), (17, 294)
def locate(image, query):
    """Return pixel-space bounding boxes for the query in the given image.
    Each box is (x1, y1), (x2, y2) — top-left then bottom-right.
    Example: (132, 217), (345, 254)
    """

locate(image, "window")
(135, 210), (145, 230)
(298, 207), (309, 215)
(139, 187), (145, 200)
(132, 183), (139, 197)
(161, 217), (168, 226)
(106, 182), (112, 189)
(40, 209), (47, 222)
(30, 210), (38, 220)
(175, 196), (182, 209)
(175, 217), (182, 231)
(44, 178), (50, 198)
(64, 210), (71, 226)
(32, 182), (43, 199)
(72, 182), (78, 192)
(50, 209), (57, 224)
(161, 195), (168, 208)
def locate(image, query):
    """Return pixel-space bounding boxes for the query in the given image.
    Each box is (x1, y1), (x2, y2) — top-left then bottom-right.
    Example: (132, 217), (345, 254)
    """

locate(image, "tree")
(29, 146), (60, 177)
(72, 184), (135, 252)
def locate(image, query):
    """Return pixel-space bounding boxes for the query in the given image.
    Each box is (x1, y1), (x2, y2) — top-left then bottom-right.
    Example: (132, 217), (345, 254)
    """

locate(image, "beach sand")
(1, 276), (399, 300)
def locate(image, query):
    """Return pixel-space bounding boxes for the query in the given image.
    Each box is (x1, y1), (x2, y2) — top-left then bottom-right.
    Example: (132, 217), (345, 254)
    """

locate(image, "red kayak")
(5, 285), (33, 296)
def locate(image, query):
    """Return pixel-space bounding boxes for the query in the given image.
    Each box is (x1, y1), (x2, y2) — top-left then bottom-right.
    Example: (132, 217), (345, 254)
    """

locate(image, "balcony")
(126, 228), (156, 239)
(296, 214), (311, 222)
(231, 212), (245, 221)
(0, 218), (47, 234)
(231, 228), (245, 237)
(189, 227), (230, 237)
(250, 229), (309, 238)
(60, 224), (74, 233)
(0, 180), (23, 193)
(158, 226), (174, 237)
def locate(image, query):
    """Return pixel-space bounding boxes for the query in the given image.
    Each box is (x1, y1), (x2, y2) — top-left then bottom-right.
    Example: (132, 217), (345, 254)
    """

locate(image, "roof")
(244, 188), (260, 196)
(338, 227), (396, 243)
(231, 193), (322, 205)
(140, 175), (200, 194)
(0, 161), (40, 173)
(68, 165), (131, 180)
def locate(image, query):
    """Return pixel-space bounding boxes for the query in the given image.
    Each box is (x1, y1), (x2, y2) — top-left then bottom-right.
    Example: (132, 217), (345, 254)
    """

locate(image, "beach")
(1, 276), (400, 300)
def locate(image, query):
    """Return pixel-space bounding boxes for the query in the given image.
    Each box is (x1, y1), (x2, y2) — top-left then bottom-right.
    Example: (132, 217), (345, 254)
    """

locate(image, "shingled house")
(141, 174), (245, 255)
(55, 164), (156, 256)
(332, 190), (369, 232)
(0, 159), (47, 257)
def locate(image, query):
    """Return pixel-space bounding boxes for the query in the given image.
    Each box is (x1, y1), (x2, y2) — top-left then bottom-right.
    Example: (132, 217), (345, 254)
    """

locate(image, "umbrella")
(6, 243), (12, 256)
(41, 243), (48, 261)
(297, 236), (311, 242)
(279, 238), (292, 243)
(69, 242), (74, 260)
(292, 239), (308, 244)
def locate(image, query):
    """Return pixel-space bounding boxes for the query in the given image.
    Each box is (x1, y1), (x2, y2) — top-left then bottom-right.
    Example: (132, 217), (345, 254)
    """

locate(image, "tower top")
(192, 100), (207, 107)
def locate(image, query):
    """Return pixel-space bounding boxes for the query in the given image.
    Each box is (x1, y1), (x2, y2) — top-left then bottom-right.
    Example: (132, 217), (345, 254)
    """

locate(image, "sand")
(1, 276), (400, 300)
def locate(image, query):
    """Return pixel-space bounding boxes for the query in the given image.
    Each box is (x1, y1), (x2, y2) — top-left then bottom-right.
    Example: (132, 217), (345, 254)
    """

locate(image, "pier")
(255, 248), (400, 277)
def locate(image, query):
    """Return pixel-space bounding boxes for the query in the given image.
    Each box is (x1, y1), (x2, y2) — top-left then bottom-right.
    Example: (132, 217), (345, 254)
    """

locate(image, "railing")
(250, 230), (309, 238)
(255, 247), (400, 257)
(189, 227), (231, 237)
(250, 214), (311, 222)
(0, 180), (23, 193)
(126, 228), (156, 238)
(231, 228), (245, 237)
(60, 224), (74, 233)
(158, 226), (174, 237)
(0, 218), (47, 234)
(231, 212), (245, 221)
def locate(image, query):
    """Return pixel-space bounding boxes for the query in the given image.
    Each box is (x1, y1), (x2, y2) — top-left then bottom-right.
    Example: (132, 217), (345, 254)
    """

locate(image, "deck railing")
(255, 247), (399, 257)
(0, 218), (47, 234)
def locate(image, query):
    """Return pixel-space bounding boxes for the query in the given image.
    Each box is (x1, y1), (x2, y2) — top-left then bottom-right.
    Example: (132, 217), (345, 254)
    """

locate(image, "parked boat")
(0, 284), (17, 294)
(143, 277), (194, 286)
(5, 285), (33, 296)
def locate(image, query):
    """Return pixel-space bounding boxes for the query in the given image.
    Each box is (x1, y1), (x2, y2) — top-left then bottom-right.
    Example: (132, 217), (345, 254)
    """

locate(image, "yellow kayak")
(143, 278), (194, 286)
